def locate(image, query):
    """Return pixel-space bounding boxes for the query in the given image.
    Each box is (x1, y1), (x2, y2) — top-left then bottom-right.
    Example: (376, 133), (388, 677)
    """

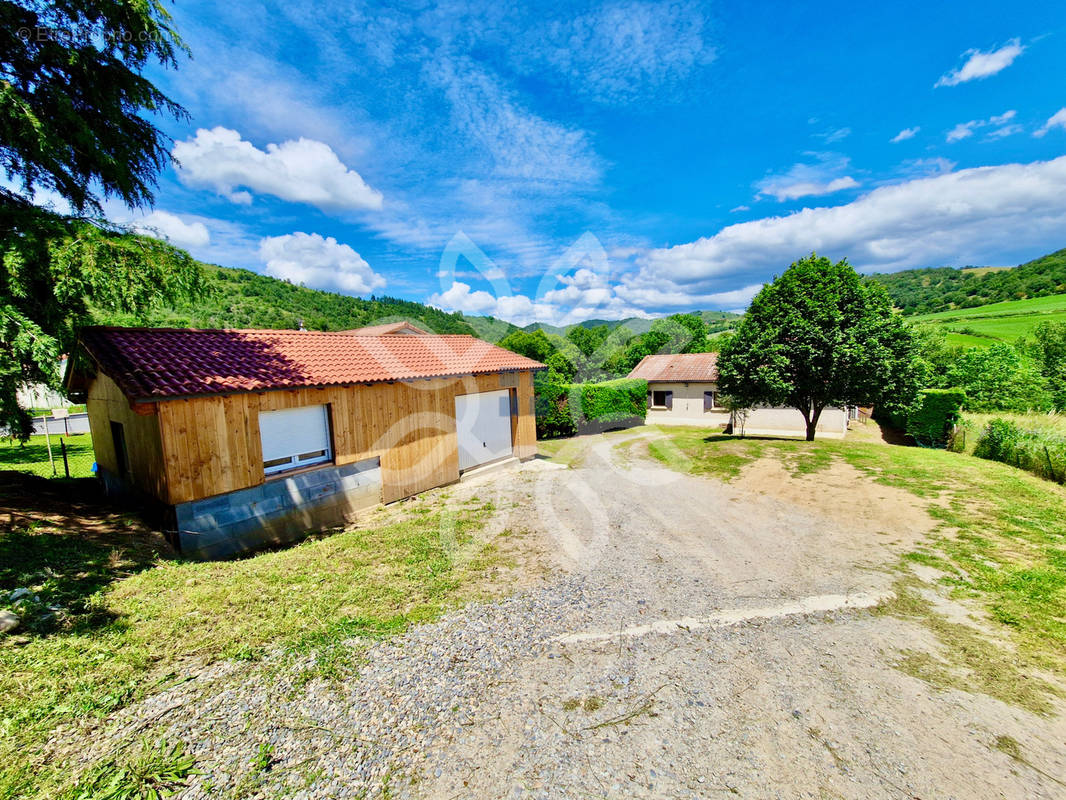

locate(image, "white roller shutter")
(260, 405), (332, 474)
(455, 390), (513, 471)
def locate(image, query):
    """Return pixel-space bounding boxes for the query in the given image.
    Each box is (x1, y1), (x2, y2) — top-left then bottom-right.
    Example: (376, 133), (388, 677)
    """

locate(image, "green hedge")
(534, 378), (647, 438)
(906, 388), (967, 447)
(973, 419), (1066, 485)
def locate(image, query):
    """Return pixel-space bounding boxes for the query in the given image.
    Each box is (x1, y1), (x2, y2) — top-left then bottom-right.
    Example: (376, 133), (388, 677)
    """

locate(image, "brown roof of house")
(341, 321), (430, 336)
(78, 327), (545, 401)
(627, 352), (719, 382)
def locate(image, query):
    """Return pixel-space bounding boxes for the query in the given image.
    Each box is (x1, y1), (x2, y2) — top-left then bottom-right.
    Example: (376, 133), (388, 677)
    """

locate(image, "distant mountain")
(520, 310), (742, 338)
(866, 247), (1066, 315)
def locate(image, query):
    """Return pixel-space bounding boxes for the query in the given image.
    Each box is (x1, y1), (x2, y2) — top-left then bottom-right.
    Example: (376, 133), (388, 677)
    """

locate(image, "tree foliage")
(940, 343), (1053, 413)
(1, 0), (196, 438)
(1, 0), (186, 212)
(718, 254), (918, 440)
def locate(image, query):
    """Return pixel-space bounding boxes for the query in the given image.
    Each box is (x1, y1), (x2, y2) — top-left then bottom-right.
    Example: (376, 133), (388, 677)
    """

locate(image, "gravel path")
(70, 431), (1066, 798)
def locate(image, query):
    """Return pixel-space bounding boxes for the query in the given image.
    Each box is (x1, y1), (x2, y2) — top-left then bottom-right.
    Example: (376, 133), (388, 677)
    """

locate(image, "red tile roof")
(627, 353), (719, 382)
(341, 321), (430, 336)
(78, 327), (545, 401)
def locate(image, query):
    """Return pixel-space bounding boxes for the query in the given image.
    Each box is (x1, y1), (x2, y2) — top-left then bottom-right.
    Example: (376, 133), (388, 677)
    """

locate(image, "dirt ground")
(409, 429), (1066, 798)
(24, 430), (1066, 799)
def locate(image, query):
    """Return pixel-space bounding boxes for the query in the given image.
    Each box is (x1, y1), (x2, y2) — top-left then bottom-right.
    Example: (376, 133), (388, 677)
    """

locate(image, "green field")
(909, 294), (1066, 346)
(0, 434), (95, 478)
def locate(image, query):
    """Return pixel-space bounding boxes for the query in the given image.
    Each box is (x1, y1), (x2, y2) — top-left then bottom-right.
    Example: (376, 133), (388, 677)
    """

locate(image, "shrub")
(906, 388), (967, 447)
(974, 419), (1066, 485)
(533, 380), (577, 439)
(534, 378), (647, 438)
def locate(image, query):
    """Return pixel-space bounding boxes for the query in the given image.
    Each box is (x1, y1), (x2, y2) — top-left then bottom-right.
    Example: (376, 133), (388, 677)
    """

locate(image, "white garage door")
(455, 390), (513, 471)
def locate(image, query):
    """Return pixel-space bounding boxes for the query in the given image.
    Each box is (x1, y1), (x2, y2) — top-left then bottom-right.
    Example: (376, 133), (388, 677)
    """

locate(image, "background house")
(627, 352), (848, 438)
(628, 353), (730, 427)
(69, 327), (543, 559)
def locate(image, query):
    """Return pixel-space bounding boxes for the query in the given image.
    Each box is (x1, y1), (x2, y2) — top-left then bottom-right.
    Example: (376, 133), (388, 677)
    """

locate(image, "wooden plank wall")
(85, 373), (168, 498)
(153, 370), (538, 506)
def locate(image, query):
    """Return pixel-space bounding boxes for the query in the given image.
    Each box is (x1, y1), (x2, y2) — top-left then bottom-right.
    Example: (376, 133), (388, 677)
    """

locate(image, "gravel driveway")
(75, 429), (1066, 798)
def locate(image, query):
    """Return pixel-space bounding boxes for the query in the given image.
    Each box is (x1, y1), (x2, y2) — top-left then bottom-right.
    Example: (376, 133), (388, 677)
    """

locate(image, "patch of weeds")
(993, 734), (1023, 760)
(991, 733), (1066, 789)
(58, 737), (199, 800)
(250, 742), (275, 773)
(583, 696), (605, 712)
(561, 698), (581, 712)
(879, 580), (1061, 715)
(806, 727), (848, 772)
(648, 429), (766, 481)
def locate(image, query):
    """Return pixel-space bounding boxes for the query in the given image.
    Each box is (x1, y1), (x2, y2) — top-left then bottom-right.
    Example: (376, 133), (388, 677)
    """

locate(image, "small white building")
(627, 353), (847, 439)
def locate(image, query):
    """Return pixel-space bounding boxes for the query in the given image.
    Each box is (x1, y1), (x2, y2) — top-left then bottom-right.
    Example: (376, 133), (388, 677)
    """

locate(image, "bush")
(534, 378), (647, 438)
(533, 380), (577, 439)
(974, 418), (1066, 485)
(906, 388), (967, 447)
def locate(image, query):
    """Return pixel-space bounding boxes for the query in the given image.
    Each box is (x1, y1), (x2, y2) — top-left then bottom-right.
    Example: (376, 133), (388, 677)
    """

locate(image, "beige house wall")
(644, 381), (730, 427)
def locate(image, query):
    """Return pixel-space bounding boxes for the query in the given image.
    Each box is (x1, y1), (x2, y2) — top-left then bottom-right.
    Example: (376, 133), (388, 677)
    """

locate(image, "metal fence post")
(61, 439), (70, 479)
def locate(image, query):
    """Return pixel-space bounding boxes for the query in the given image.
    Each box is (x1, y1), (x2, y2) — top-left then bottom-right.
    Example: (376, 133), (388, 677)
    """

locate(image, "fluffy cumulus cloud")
(173, 127), (383, 212)
(258, 232), (385, 295)
(639, 155), (1066, 290)
(1035, 108), (1066, 138)
(891, 127), (919, 143)
(946, 110), (1019, 142)
(129, 211), (210, 249)
(755, 155), (859, 201)
(935, 38), (1025, 87)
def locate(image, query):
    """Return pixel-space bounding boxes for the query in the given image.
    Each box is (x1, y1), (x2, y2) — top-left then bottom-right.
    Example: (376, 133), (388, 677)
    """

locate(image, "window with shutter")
(704, 391), (715, 411)
(259, 405), (333, 475)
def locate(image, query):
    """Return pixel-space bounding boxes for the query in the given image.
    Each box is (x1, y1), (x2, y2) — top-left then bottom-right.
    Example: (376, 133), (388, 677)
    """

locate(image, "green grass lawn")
(0, 434), (95, 478)
(649, 427), (1066, 711)
(0, 494), (507, 800)
(909, 294), (1066, 346)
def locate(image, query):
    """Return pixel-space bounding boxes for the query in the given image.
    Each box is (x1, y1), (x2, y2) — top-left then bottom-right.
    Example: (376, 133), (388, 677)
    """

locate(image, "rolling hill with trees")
(866, 247), (1066, 314)
(93, 262), (481, 335)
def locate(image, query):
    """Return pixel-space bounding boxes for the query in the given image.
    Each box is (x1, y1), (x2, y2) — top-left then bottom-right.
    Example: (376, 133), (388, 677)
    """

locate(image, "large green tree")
(2, 0), (200, 438)
(718, 254), (918, 440)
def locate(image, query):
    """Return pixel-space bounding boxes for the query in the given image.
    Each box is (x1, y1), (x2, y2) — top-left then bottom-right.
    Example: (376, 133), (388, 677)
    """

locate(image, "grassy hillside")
(868, 247), (1066, 314)
(94, 262), (483, 335)
(910, 294), (1066, 346)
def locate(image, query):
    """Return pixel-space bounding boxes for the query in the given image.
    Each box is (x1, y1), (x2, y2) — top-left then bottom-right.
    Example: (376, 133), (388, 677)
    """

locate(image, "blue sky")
(59, 2), (1066, 324)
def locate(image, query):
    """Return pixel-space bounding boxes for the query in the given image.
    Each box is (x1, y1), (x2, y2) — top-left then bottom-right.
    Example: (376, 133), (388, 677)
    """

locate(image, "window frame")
(260, 404), (334, 477)
(651, 390), (671, 409)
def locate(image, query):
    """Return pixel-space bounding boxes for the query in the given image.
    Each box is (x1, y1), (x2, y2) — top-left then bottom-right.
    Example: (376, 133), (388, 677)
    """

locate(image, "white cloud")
(756, 155), (859, 201)
(891, 127), (919, 143)
(815, 127), (851, 143)
(530, 1), (715, 104)
(946, 110), (1019, 142)
(428, 59), (601, 186)
(173, 127), (383, 212)
(935, 38), (1025, 87)
(896, 157), (956, 178)
(130, 211), (210, 249)
(639, 155), (1066, 291)
(946, 121), (978, 142)
(258, 233), (386, 295)
(1034, 108), (1066, 138)
(730, 205), (750, 213)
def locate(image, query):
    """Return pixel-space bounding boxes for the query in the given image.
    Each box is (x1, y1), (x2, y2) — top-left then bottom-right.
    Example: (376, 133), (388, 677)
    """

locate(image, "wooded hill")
(866, 247), (1066, 315)
(93, 262), (481, 335)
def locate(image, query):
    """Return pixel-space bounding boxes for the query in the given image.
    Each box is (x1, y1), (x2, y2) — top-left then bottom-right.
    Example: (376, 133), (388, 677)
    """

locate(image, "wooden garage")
(69, 326), (544, 558)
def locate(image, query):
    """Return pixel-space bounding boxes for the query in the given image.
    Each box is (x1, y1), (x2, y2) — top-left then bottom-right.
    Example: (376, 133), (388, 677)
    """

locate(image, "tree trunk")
(805, 405), (825, 441)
